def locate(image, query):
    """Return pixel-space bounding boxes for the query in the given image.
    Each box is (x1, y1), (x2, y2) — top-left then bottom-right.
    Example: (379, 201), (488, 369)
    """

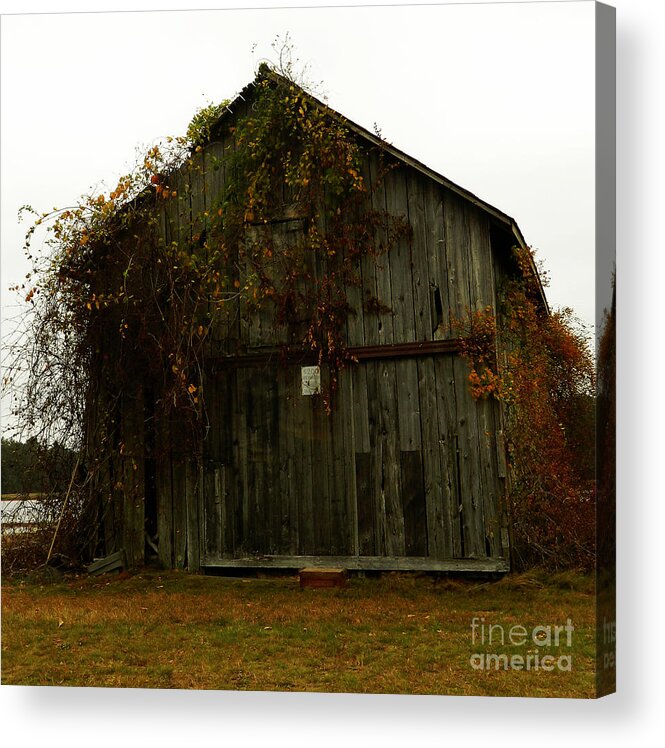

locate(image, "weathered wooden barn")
(88, 69), (547, 574)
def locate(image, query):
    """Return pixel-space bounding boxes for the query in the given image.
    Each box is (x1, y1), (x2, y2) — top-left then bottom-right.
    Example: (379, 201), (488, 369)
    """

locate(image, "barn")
(83, 67), (548, 574)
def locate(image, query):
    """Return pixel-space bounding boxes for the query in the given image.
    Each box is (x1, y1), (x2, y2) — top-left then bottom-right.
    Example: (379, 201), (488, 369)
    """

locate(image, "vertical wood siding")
(108, 131), (511, 569)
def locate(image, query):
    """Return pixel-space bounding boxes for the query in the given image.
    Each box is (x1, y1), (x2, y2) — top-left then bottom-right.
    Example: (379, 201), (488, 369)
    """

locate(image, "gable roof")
(211, 67), (549, 312)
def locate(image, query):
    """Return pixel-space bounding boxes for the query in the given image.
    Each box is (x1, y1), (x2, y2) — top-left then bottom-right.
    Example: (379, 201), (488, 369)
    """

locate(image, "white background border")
(1, 1), (661, 745)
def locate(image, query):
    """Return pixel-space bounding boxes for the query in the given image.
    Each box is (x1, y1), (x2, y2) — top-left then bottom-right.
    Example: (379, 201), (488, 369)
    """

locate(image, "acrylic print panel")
(0, 0), (615, 699)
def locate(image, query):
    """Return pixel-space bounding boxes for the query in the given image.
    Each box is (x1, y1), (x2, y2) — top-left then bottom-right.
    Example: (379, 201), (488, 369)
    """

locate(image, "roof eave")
(214, 69), (550, 314)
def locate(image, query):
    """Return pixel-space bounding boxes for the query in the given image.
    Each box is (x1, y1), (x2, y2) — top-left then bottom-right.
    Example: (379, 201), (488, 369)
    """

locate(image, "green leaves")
(186, 100), (230, 149)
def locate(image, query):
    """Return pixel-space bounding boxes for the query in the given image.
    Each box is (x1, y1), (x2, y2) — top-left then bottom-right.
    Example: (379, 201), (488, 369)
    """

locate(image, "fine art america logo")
(470, 617), (574, 672)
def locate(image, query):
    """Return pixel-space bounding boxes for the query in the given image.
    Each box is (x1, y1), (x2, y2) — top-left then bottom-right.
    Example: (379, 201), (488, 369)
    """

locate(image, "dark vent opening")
(432, 284), (444, 334)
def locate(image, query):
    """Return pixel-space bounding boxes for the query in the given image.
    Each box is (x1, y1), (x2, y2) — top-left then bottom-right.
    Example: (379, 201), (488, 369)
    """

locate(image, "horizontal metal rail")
(210, 338), (463, 368)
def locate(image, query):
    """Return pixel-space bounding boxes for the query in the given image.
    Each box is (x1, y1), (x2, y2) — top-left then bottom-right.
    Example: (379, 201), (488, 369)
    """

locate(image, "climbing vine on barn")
(7, 63), (410, 562)
(454, 245), (596, 570)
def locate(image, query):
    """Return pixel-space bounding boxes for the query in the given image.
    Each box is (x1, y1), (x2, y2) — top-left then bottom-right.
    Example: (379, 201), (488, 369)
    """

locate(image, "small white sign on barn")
(301, 365), (321, 396)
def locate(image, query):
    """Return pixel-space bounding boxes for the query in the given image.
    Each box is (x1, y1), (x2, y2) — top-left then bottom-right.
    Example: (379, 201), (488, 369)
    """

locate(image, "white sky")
(1, 0), (598, 367)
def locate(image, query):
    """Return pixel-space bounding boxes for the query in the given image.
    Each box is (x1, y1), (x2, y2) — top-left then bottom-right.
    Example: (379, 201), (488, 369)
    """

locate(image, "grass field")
(1, 568), (597, 697)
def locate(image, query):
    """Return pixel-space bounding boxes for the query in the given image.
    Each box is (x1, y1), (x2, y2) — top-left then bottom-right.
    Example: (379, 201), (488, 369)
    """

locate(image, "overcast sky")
(1, 1), (600, 363)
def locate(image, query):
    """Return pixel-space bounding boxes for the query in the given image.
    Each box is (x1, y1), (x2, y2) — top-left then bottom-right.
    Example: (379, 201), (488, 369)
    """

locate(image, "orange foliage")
(456, 248), (596, 570)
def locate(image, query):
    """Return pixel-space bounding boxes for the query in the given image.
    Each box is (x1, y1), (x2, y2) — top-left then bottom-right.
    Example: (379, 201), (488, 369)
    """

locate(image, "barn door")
(348, 353), (504, 563)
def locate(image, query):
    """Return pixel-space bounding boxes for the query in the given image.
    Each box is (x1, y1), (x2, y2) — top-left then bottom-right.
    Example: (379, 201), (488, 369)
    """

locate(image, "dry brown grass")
(1, 569), (597, 697)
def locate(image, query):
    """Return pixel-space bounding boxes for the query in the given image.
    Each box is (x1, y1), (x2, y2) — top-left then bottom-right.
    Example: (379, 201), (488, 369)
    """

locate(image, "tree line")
(1, 438), (76, 496)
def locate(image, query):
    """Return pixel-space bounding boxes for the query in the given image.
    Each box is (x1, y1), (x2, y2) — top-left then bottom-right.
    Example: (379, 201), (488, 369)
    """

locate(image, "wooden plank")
(88, 380), (116, 557)
(275, 367), (289, 554)
(264, 368), (279, 554)
(413, 174), (454, 557)
(300, 391), (315, 555)
(395, 358), (421, 452)
(467, 208), (501, 559)
(423, 182), (450, 339)
(171, 453), (187, 569)
(452, 356), (485, 558)
(375, 358), (404, 556)
(174, 160), (192, 250)
(354, 451), (374, 556)
(311, 392), (332, 555)
(350, 362), (370, 453)
(207, 136), (234, 355)
(295, 375), (315, 555)
(443, 192), (486, 558)
(475, 396), (498, 558)
(433, 354), (463, 558)
(225, 119), (244, 351)
(87, 549), (127, 576)
(202, 370), (219, 559)
(155, 415), (173, 568)
(202, 554), (510, 574)
(328, 377), (348, 554)
(162, 165), (180, 251)
(456, 208), (491, 558)
(364, 361), (384, 555)
(155, 183), (169, 248)
(453, 328), (488, 556)
(491, 400), (512, 562)
(289, 368), (305, 555)
(111, 397), (126, 557)
(245, 226), (273, 347)
(343, 182), (367, 346)
(100, 398), (117, 553)
(486, 398), (509, 559)
(223, 368), (239, 557)
(369, 150), (395, 346)
(121, 383), (144, 568)
(234, 367), (249, 554)
(211, 467), (223, 557)
(401, 450), (428, 556)
(405, 170), (433, 341)
(210, 369), (231, 557)
(205, 139), (226, 213)
(417, 357), (449, 559)
(466, 207), (488, 311)
(189, 149), (207, 248)
(444, 190), (472, 328)
(350, 361), (372, 556)
(389, 170), (422, 458)
(284, 368), (299, 555)
(261, 225), (286, 346)
(216, 371), (229, 557)
(204, 137), (228, 351)
(339, 368), (358, 556)
(356, 151), (378, 347)
(185, 458), (200, 570)
(384, 165), (414, 345)
(244, 369), (261, 553)
(359, 152), (382, 346)
(249, 369), (266, 553)
(238, 231), (252, 349)
(496, 424), (508, 480)
(100, 455), (115, 557)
